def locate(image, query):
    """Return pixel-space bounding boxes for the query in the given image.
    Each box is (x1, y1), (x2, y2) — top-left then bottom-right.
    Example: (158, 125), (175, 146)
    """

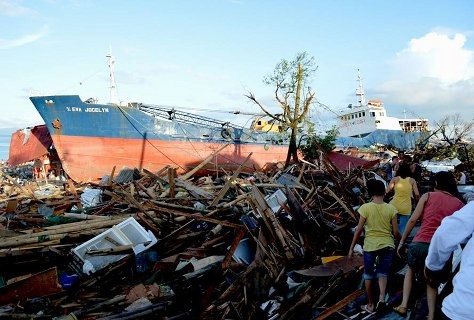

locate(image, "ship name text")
(65, 107), (110, 113)
(340, 118), (365, 128)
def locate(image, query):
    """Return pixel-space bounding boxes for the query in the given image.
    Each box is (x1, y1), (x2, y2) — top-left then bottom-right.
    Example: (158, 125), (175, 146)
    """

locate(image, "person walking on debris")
(425, 200), (474, 320)
(386, 163), (420, 233)
(409, 155), (423, 182)
(384, 156), (398, 182)
(348, 179), (401, 313)
(393, 171), (465, 320)
(455, 165), (467, 185)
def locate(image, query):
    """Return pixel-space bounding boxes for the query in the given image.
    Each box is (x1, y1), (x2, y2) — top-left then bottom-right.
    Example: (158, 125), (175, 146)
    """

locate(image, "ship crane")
(355, 68), (367, 107)
(138, 104), (243, 129)
(106, 50), (119, 105)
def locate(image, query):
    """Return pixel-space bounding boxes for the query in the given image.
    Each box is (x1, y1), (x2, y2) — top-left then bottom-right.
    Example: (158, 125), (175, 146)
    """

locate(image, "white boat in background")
(334, 70), (429, 150)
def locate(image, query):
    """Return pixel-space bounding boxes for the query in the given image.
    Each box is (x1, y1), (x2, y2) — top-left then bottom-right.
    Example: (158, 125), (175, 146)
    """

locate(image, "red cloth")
(413, 191), (465, 243)
(326, 151), (380, 171)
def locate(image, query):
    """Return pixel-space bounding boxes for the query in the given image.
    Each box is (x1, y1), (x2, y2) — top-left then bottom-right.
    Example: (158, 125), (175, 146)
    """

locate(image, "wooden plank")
(175, 179), (213, 199)
(179, 143), (230, 180)
(148, 205), (242, 229)
(67, 178), (83, 209)
(324, 186), (357, 221)
(209, 152), (253, 207)
(168, 167), (176, 198)
(0, 267), (63, 304)
(314, 288), (365, 320)
(250, 186), (294, 259)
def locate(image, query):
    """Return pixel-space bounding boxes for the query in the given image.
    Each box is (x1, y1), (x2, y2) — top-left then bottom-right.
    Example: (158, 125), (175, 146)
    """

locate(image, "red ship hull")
(51, 134), (288, 182)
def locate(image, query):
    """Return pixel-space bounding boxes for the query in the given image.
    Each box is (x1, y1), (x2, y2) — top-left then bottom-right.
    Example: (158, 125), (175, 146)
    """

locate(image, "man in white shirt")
(425, 201), (474, 320)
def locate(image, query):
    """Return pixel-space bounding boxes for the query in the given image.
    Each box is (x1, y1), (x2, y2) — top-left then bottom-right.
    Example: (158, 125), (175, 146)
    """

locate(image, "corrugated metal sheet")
(8, 125), (53, 166)
(113, 167), (141, 183)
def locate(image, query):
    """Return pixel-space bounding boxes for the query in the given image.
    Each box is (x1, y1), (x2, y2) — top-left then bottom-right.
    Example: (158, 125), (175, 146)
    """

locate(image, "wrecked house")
(7, 125), (62, 181)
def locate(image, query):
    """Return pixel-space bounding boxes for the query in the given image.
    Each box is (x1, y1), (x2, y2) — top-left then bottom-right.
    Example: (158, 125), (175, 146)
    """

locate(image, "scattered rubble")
(0, 150), (471, 319)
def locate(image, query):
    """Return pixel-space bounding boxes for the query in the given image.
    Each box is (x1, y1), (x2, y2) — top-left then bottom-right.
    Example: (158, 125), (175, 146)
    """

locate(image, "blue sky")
(1, 0), (473, 131)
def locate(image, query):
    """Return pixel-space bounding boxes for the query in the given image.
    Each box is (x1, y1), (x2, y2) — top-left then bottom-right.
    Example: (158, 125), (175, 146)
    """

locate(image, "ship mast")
(106, 50), (119, 105)
(355, 68), (366, 107)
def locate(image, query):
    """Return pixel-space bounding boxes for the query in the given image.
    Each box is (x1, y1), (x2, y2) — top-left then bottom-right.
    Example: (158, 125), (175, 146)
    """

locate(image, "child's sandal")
(361, 304), (375, 314)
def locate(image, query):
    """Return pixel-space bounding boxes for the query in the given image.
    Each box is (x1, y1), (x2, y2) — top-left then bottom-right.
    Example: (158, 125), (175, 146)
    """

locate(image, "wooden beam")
(210, 152), (253, 207)
(314, 288), (365, 320)
(179, 143), (230, 180)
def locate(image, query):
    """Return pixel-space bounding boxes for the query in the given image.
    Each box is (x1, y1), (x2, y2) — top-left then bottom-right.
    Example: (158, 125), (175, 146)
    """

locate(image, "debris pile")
(0, 155), (386, 319)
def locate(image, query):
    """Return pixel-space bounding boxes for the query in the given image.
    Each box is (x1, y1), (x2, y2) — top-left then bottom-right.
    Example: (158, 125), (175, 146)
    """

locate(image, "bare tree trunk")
(285, 127), (299, 167)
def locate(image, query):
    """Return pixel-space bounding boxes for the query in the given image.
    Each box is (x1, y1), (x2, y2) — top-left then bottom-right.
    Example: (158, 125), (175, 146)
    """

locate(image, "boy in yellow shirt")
(349, 179), (401, 313)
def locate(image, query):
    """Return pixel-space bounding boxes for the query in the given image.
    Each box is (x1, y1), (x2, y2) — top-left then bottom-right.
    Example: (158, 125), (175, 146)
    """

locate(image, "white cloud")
(0, 25), (49, 49)
(395, 32), (473, 83)
(0, 0), (36, 16)
(377, 31), (474, 122)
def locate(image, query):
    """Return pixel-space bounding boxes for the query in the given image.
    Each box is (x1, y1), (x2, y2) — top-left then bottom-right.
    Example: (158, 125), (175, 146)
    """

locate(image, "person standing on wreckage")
(348, 179), (401, 314)
(385, 163), (420, 234)
(424, 200), (474, 320)
(393, 171), (465, 320)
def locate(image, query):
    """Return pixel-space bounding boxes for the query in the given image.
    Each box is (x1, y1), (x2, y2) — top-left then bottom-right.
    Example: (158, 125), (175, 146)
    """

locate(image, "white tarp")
(421, 158), (462, 173)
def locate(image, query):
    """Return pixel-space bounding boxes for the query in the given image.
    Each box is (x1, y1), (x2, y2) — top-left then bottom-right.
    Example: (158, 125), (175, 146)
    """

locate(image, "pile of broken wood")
(0, 154), (378, 320)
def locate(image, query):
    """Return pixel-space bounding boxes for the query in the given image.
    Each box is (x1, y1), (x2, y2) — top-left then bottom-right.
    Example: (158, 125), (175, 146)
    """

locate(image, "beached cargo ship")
(29, 95), (290, 182)
(335, 70), (430, 149)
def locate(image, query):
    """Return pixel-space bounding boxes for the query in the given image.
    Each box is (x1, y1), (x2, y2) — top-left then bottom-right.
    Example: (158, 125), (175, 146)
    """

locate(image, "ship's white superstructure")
(337, 70), (428, 138)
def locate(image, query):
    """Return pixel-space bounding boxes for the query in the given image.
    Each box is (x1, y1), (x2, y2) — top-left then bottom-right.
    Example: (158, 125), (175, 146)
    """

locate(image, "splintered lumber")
(111, 187), (146, 212)
(109, 165), (116, 183)
(63, 212), (110, 220)
(67, 178), (83, 209)
(180, 143), (230, 180)
(324, 186), (357, 221)
(221, 228), (246, 269)
(1, 173), (37, 200)
(314, 288), (365, 320)
(100, 165), (116, 187)
(143, 167), (169, 185)
(174, 178), (214, 199)
(168, 167), (176, 198)
(210, 152), (253, 207)
(134, 181), (158, 200)
(0, 155), (390, 319)
(210, 262), (259, 307)
(0, 267), (63, 305)
(148, 205), (242, 229)
(6, 200), (18, 213)
(136, 212), (161, 236)
(0, 216), (128, 249)
(67, 295), (127, 318)
(0, 233), (62, 249)
(249, 186), (294, 260)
